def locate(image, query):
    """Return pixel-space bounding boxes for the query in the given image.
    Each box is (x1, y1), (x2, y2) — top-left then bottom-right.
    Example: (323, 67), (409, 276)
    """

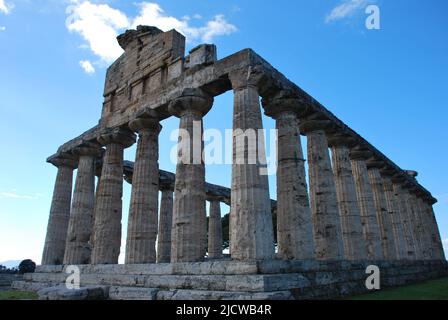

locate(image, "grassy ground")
(0, 290), (38, 300)
(350, 277), (448, 300)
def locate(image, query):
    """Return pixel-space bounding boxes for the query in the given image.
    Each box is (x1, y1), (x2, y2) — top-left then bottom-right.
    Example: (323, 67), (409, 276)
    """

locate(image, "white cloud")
(66, 1), (237, 70)
(66, 1), (129, 63)
(0, 0), (11, 15)
(325, 0), (369, 23)
(0, 26), (5, 31)
(131, 3), (237, 43)
(0, 192), (41, 200)
(131, 2), (188, 34)
(79, 59), (95, 74)
(198, 14), (238, 43)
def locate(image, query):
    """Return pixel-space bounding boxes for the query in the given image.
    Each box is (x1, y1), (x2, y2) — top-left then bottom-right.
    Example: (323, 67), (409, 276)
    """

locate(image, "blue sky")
(0, 0), (447, 264)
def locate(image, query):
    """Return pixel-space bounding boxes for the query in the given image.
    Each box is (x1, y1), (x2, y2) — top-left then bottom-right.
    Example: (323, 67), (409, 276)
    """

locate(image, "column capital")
(72, 141), (103, 158)
(327, 132), (356, 148)
(262, 91), (308, 118)
(206, 195), (223, 203)
(129, 116), (162, 134)
(159, 181), (174, 192)
(380, 166), (396, 177)
(349, 145), (373, 160)
(97, 127), (136, 148)
(228, 66), (265, 91)
(391, 173), (407, 184)
(299, 119), (334, 134)
(47, 153), (77, 169)
(168, 88), (213, 118)
(365, 158), (386, 169)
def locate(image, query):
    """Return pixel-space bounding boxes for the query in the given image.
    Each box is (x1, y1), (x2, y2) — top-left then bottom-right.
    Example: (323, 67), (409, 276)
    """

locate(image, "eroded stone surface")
(268, 104), (314, 260)
(229, 69), (274, 261)
(208, 200), (223, 259)
(350, 156), (383, 260)
(125, 118), (161, 264)
(42, 157), (75, 265)
(91, 128), (136, 264)
(367, 167), (397, 260)
(157, 189), (174, 263)
(64, 144), (101, 265)
(303, 122), (344, 260)
(170, 88), (212, 262)
(330, 143), (366, 260)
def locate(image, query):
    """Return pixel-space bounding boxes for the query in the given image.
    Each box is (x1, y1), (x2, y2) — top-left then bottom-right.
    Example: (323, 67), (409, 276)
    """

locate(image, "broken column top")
(104, 26), (186, 96)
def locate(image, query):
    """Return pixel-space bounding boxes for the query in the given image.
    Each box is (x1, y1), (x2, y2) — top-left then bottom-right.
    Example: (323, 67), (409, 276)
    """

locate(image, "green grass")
(0, 290), (38, 300)
(350, 277), (448, 300)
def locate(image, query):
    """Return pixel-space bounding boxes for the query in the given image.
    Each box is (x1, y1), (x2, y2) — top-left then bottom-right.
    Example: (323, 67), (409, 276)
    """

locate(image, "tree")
(18, 259), (36, 274)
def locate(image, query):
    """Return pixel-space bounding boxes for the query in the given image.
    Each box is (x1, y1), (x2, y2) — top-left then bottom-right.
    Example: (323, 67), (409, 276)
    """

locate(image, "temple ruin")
(13, 26), (447, 300)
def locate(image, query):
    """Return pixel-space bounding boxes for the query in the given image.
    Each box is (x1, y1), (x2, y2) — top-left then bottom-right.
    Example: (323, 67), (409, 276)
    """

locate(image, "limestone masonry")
(15, 26), (447, 300)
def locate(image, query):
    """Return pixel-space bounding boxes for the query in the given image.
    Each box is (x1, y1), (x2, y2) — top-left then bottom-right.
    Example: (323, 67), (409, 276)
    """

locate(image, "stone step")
(155, 289), (293, 300)
(11, 281), (50, 292)
(109, 286), (158, 300)
(35, 261), (259, 276)
(24, 272), (310, 292)
(12, 282), (292, 300)
(37, 285), (109, 300)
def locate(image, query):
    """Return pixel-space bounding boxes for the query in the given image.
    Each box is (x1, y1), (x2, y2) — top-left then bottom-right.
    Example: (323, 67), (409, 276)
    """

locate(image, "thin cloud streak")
(0, 192), (42, 200)
(325, 0), (369, 23)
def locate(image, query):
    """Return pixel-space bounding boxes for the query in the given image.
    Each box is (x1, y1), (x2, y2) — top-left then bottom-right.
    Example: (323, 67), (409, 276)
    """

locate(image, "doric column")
(366, 160), (397, 260)
(262, 95), (314, 260)
(125, 116), (161, 264)
(423, 199), (445, 261)
(300, 119), (344, 260)
(391, 176), (416, 259)
(350, 147), (383, 260)
(91, 128), (136, 264)
(228, 69), (274, 261)
(402, 184), (421, 259)
(169, 88), (213, 262)
(157, 187), (173, 263)
(380, 168), (406, 259)
(406, 186), (425, 259)
(63, 142), (102, 265)
(415, 194), (433, 260)
(42, 155), (76, 265)
(208, 199), (223, 259)
(327, 134), (366, 260)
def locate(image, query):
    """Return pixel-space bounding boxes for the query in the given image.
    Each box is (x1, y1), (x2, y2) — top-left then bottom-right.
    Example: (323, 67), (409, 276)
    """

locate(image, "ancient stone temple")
(14, 26), (447, 300)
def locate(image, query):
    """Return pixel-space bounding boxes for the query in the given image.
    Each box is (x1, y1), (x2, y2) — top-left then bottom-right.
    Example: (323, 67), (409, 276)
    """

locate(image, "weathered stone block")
(108, 286), (158, 300)
(37, 285), (109, 300)
(185, 44), (217, 69)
